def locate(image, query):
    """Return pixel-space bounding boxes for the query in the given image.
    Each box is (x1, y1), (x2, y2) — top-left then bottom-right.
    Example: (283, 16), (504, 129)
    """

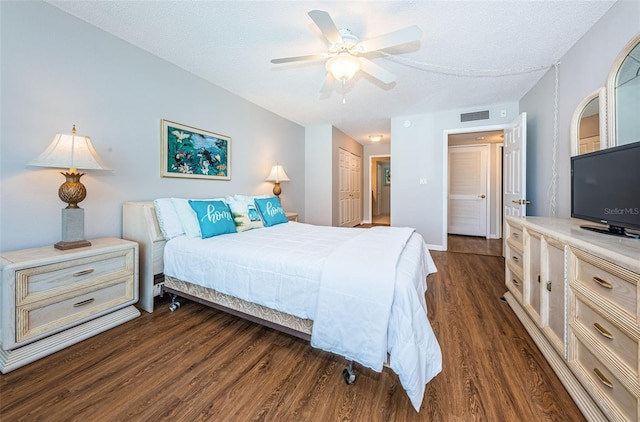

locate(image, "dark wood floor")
(447, 234), (503, 257)
(0, 248), (585, 421)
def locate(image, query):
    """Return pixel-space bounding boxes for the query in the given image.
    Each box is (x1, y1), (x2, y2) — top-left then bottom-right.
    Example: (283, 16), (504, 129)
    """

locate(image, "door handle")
(512, 199), (531, 205)
(479, 194), (486, 199)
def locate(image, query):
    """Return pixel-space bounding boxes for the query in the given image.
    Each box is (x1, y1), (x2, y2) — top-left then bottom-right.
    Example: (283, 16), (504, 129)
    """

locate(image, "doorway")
(369, 155), (390, 226)
(446, 129), (504, 256)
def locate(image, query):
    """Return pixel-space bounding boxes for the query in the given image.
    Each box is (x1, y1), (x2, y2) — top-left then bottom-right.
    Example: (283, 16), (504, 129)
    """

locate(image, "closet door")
(339, 148), (361, 227)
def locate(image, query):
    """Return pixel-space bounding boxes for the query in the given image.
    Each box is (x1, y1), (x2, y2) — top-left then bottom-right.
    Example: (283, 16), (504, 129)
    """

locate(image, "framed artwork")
(161, 119), (231, 180)
(384, 168), (391, 185)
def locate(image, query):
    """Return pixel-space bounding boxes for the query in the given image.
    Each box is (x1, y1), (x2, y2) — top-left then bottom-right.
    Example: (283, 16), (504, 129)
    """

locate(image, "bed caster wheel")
(343, 367), (356, 385)
(168, 301), (181, 312)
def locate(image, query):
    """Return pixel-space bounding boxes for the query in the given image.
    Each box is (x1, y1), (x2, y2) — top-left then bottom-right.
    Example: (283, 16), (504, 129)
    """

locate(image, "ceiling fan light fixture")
(326, 53), (361, 82)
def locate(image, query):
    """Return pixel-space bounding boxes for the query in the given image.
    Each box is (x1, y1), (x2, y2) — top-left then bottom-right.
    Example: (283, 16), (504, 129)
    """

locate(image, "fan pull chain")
(341, 79), (347, 104)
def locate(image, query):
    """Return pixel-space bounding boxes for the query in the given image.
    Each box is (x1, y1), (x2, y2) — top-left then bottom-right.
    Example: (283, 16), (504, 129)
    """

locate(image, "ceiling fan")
(271, 10), (422, 92)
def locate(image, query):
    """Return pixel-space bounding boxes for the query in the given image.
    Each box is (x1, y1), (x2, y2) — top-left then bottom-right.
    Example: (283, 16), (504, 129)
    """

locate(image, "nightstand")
(285, 212), (298, 222)
(0, 238), (140, 373)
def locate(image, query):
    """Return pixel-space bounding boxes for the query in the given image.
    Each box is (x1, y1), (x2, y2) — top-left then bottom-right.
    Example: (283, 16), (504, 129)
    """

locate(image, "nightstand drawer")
(15, 249), (135, 306)
(572, 248), (638, 320)
(16, 276), (135, 344)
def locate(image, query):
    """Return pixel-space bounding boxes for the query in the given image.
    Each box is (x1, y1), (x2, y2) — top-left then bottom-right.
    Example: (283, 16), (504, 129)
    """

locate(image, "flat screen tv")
(571, 140), (640, 239)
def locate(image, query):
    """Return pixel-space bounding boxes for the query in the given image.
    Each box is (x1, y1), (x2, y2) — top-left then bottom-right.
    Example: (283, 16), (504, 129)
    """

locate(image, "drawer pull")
(593, 368), (613, 389)
(513, 232), (520, 238)
(512, 279), (520, 287)
(73, 269), (95, 277)
(593, 322), (613, 339)
(592, 276), (613, 289)
(512, 256), (520, 263)
(73, 298), (95, 307)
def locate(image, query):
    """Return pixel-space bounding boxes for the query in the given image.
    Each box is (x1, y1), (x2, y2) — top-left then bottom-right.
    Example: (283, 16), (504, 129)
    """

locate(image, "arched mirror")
(570, 88), (607, 156)
(607, 33), (640, 147)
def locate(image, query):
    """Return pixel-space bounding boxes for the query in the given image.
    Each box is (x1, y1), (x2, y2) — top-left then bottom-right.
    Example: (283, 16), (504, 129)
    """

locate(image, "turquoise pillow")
(255, 196), (289, 227)
(188, 200), (237, 238)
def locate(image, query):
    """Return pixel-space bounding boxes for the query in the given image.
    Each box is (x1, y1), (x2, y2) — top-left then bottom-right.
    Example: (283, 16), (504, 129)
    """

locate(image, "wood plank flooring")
(447, 234), (503, 257)
(0, 249), (585, 421)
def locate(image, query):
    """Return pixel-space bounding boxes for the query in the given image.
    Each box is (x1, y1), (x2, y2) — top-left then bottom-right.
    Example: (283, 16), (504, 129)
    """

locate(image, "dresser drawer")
(572, 248), (638, 320)
(15, 276), (135, 344)
(572, 295), (638, 381)
(506, 264), (524, 303)
(506, 242), (524, 272)
(572, 338), (638, 422)
(15, 249), (135, 306)
(509, 225), (524, 248)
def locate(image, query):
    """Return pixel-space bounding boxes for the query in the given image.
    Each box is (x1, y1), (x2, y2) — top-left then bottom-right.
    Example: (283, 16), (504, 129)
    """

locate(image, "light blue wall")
(520, 1), (640, 218)
(391, 102), (518, 249)
(0, 1), (305, 251)
(304, 125), (332, 226)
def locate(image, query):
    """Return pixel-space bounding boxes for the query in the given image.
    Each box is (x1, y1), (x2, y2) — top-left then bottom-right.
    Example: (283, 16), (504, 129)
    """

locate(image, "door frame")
(368, 154), (390, 224)
(442, 124), (509, 251)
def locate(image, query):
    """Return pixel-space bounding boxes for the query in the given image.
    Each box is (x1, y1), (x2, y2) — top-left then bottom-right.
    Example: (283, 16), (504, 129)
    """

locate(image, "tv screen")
(571, 140), (640, 238)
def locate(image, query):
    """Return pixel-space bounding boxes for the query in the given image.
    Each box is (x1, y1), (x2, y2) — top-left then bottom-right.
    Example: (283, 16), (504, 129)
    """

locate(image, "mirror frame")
(606, 33), (640, 148)
(570, 87), (607, 157)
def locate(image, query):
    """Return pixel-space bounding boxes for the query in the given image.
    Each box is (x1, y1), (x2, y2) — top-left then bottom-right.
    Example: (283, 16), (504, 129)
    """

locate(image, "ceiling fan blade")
(360, 59), (396, 84)
(271, 53), (327, 64)
(320, 73), (334, 94)
(359, 25), (422, 52)
(308, 10), (343, 45)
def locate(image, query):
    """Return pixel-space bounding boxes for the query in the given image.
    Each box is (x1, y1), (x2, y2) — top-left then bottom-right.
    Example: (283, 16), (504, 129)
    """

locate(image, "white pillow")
(227, 196), (264, 232)
(171, 197), (227, 238)
(153, 198), (185, 240)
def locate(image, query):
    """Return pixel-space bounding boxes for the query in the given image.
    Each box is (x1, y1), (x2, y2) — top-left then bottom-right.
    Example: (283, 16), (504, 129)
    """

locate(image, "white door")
(503, 112), (528, 218)
(503, 112), (528, 256)
(339, 148), (361, 227)
(448, 145), (489, 236)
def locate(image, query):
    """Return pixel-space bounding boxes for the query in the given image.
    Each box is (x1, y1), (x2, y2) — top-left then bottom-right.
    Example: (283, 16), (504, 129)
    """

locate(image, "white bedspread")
(163, 222), (441, 411)
(312, 226), (441, 411)
(311, 226), (415, 370)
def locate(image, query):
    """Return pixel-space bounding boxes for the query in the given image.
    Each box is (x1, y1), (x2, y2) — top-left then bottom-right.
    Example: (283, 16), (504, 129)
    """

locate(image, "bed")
(122, 199), (442, 411)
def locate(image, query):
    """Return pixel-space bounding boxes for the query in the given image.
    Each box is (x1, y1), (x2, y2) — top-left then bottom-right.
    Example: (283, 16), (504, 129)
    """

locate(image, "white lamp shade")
(326, 53), (361, 82)
(265, 164), (290, 182)
(28, 131), (110, 171)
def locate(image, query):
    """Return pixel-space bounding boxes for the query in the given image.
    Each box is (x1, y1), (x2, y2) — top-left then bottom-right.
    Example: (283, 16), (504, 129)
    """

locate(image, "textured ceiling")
(47, 1), (615, 145)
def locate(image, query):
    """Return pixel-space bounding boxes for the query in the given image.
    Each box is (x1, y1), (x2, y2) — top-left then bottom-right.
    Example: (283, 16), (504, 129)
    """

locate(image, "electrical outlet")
(419, 178), (427, 185)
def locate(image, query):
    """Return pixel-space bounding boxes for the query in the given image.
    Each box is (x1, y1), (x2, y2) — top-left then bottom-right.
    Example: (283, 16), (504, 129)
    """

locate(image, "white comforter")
(163, 222), (441, 411)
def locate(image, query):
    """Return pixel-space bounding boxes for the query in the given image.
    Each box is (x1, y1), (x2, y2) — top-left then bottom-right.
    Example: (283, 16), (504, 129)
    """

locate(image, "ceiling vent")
(460, 110), (490, 122)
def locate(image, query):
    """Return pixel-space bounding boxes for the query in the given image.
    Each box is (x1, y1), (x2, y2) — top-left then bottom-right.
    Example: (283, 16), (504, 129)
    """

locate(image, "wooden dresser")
(0, 238), (140, 373)
(504, 216), (639, 422)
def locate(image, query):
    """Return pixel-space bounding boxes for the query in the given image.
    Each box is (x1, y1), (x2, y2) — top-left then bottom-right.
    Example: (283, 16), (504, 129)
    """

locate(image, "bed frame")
(122, 201), (312, 341)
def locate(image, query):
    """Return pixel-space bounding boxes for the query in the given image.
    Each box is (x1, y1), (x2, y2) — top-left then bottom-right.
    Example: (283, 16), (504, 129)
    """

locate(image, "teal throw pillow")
(254, 196), (289, 227)
(188, 200), (237, 238)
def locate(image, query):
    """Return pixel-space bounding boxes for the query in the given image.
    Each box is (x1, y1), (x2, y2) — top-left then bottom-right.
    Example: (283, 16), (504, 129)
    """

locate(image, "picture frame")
(384, 168), (391, 186)
(161, 119), (231, 180)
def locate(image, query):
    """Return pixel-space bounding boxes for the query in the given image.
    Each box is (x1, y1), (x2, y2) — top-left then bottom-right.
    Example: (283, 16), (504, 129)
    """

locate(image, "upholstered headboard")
(122, 201), (166, 313)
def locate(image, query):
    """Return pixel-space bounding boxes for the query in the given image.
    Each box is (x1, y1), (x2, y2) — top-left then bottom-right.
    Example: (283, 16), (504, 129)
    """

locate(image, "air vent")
(460, 110), (490, 122)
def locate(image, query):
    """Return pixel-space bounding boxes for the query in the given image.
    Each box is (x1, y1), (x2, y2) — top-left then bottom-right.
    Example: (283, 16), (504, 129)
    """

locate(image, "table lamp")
(265, 164), (290, 197)
(28, 125), (110, 250)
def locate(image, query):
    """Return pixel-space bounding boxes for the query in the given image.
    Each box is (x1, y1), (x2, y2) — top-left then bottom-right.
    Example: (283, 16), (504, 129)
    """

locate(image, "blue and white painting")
(161, 119), (231, 180)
